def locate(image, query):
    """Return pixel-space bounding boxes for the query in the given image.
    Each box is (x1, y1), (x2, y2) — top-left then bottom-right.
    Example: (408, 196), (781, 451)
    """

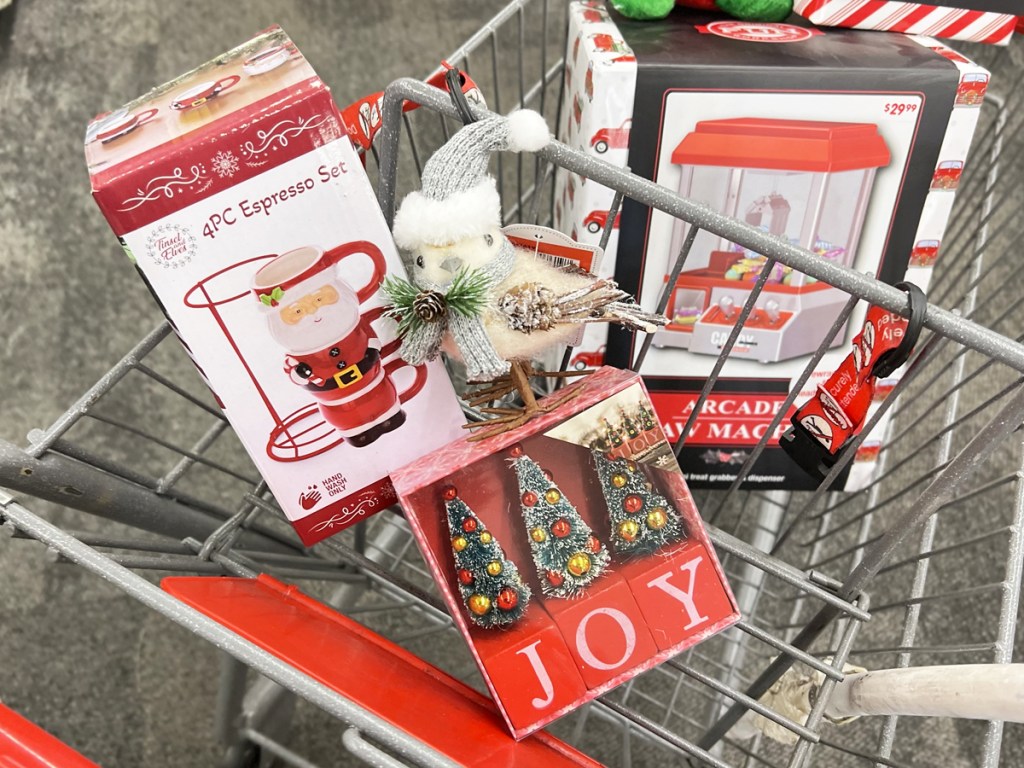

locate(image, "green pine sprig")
(382, 268), (492, 338)
(381, 274), (422, 337)
(445, 268), (492, 317)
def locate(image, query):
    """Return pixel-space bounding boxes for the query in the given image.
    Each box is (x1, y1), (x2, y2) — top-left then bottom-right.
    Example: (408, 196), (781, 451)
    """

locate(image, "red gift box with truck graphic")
(392, 367), (738, 739)
(86, 26), (466, 545)
(931, 159), (964, 190)
(910, 239), (941, 267)
(591, 118), (632, 154)
(955, 71), (990, 104)
(556, 4), (989, 491)
(554, 3), (640, 378)
(583, 209), (621, 234)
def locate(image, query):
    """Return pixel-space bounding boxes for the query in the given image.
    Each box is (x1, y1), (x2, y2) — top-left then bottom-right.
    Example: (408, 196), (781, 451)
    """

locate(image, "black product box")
(559, 6), (987, 490)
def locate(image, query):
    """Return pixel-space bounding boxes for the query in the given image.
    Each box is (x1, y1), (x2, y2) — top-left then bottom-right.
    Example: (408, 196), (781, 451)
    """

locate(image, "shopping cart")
(2, 2), (1023, 766)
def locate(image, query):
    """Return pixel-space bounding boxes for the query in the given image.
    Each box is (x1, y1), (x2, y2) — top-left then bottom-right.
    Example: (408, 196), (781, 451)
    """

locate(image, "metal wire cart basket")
(3, 2), (1023, 766)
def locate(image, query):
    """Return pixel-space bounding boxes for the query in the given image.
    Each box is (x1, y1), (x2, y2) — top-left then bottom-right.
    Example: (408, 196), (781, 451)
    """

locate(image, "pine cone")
(500, 283), (559, 332)
(413, 289), (447, 323)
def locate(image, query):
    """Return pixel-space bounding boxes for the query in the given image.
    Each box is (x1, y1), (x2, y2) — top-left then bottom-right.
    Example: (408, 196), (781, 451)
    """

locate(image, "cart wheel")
(594, 140), (608, 153)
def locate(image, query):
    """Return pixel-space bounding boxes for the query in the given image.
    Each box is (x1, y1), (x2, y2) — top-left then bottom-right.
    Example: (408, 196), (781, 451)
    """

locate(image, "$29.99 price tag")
(883, 102), (918, 117)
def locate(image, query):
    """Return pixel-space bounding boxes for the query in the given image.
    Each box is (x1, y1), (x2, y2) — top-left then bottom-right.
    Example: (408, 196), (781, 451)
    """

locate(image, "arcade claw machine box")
(656, 118), (890, 363)
(557, 5), (989, 490)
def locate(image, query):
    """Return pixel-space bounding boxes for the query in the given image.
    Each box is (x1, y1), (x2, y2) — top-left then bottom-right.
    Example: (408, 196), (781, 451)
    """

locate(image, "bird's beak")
(440, 256), (464, 274)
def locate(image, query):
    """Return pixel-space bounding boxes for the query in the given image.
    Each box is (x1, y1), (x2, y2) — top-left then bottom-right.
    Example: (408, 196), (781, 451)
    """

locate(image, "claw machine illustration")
(653, 118), (890, 363)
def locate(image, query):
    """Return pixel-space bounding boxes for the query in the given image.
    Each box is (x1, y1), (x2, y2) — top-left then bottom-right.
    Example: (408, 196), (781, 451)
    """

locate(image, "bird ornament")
(383, 108), (664, 437)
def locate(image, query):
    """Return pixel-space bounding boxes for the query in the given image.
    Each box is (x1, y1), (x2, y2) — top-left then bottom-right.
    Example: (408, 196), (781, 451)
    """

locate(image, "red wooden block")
(619, 540), (738, 651)
(545, 575), (659, 689)
(472, 608), (588, 732)
(393, 368), (740, 735)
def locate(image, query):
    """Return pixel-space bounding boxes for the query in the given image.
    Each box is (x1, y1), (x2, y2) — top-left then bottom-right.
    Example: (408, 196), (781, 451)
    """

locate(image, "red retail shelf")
(162, 574), (601, 767)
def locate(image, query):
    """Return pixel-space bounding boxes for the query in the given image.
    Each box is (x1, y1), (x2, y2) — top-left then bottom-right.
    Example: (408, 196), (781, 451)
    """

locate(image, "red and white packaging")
(793, 0), (1018, 45)
(85, 27), (466, 545)
(554, 4), (638, 371)
(392, 367), (739, 739)
(558, 4), (991, 491)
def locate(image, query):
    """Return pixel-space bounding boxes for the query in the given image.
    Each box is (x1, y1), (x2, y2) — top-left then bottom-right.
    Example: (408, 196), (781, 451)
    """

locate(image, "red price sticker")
(883, 102), (918, 117)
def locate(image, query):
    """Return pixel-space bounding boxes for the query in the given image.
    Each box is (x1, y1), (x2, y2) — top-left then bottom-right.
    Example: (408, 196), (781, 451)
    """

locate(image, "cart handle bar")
(375, 77), (1024, 378)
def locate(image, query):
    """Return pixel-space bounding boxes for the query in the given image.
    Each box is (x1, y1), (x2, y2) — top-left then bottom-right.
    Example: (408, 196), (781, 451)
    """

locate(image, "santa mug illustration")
(252, 242), (426, 449)
(184, 241), (425, 463)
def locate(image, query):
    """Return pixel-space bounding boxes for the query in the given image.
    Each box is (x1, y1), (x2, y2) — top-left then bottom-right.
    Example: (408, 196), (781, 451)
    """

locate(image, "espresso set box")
(556, 3), (988, 490)
(86, 27), (465, 544)
(392, 367), (739, 738)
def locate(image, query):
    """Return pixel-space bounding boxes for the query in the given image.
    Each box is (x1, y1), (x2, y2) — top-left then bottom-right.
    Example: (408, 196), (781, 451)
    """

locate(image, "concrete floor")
(2, 1), (1024, 767)
(0, 1), (508, 765)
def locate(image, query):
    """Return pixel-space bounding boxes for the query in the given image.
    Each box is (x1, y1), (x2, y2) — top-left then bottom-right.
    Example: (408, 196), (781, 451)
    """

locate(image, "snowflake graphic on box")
(211, 150), (239, 178)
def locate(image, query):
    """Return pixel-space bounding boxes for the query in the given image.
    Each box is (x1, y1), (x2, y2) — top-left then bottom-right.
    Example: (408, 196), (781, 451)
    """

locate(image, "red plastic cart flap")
(162, 575), (601, 766)
(0, 703), (100, 768)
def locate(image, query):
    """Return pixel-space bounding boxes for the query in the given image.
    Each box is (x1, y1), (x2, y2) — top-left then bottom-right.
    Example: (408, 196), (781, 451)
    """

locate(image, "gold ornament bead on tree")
(479, 531), (493, 544)
(647, 507), (668, 530)
(544, 488), (561, 505)
(468, 594), (491, 615)
(486, 560), (503, 576)
(452, 536), (468, 552)
(530, 527), (547, 543)
(567, 553), (592, 577)
(619, 519), (640, 542)
(611, 473), (627, 489)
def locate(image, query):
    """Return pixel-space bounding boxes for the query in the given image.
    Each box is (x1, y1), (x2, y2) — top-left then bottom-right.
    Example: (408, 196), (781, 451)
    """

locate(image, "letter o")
(575, 607), (636, 671)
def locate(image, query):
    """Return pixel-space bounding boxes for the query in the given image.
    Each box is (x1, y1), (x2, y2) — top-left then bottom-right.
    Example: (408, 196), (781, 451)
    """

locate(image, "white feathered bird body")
(460, 242), (597, 362)
(388, 108), (663, 382)
(409, 226), (661, 367)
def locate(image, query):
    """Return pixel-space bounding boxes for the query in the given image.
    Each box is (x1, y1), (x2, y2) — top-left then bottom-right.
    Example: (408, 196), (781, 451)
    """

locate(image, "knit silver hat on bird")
(391, 109), (551, 252)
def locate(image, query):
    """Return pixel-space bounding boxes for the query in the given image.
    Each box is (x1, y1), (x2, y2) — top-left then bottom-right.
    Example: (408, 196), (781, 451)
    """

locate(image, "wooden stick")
(466, 392), (512, 408)
(463, 413), (521, 429)
(533, 369), (593, 379)
(510, 360), (537, 413)
(466, 382), (511, 395)
(467, 416), (529, 442)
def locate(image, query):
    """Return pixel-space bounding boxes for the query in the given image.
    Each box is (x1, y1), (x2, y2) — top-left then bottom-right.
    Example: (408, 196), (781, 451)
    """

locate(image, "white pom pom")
(505, 109), (550, 153)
